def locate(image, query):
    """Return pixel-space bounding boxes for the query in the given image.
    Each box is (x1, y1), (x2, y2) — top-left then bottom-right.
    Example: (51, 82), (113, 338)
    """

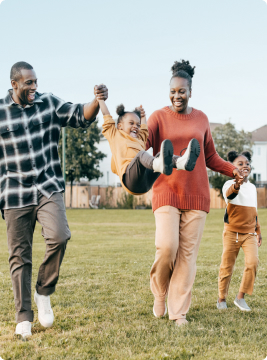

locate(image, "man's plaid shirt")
(0, 90), (94, 210)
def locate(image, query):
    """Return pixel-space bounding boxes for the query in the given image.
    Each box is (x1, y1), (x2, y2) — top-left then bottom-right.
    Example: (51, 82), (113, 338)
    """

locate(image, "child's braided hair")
(116, 104), (141, 125)
(227, 150), (252, 163)
(170, 59), (195, 89)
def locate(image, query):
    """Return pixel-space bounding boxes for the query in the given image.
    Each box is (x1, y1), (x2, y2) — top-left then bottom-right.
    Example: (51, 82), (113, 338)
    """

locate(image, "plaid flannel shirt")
(0, 90), (94, 210)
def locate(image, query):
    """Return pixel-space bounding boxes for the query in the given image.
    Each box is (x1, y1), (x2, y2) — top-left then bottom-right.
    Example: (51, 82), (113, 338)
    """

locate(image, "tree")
(59, 119), (106, 205)
(209, 122), (254, 196)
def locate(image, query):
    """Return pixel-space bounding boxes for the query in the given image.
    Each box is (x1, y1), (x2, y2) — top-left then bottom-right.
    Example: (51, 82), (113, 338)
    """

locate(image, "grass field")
(0, 209), (267, 360)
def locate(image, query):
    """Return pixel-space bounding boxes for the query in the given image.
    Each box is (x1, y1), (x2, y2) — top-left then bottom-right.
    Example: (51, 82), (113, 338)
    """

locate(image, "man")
(0, 61), (108, 339)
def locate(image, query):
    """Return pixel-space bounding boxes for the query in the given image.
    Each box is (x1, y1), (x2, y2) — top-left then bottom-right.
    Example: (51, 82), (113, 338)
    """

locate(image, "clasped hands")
(233, 169), (244, 190)
(94, 84), (108, 102)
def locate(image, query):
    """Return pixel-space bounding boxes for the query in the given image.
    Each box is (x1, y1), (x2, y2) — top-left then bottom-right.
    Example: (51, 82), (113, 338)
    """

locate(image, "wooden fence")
(65, 184), (267, 209)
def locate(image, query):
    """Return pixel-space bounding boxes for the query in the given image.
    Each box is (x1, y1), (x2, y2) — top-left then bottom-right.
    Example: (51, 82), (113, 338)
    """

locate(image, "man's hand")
(94, 84), (108, 101)
(233, 168), (244, 185)
(257, 233), (262, 247)
(83, 84), (108, 121)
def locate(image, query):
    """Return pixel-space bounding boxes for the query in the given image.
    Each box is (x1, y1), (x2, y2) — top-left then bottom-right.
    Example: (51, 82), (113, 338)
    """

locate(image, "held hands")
(136, 105), (146, 124)
(234, 177), (243, 190)
(94, 84), (108, 102)
(94, 84), (109, 116)
(257, 234), (262, 247)
(233, 168), (244, 189)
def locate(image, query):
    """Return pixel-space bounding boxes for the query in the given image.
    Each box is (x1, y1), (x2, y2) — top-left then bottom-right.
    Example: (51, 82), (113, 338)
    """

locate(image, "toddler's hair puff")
(227, 150), (252, 163)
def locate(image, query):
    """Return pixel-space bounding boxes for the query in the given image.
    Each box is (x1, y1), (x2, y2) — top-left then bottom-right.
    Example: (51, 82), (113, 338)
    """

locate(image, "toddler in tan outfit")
(97, 99), (200, 195)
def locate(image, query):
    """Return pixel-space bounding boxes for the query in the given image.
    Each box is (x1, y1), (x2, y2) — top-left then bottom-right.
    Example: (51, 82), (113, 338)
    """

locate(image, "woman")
(146, 60), (243, 326)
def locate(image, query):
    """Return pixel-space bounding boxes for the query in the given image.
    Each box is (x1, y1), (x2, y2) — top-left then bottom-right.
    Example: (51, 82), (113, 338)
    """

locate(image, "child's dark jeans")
(122, 151), (160, 194)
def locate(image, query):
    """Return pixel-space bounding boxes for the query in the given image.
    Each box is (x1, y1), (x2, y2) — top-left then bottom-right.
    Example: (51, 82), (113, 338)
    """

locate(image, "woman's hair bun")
(241, 151), (252, 162)
(171, 59), (195, 78)
(116, 104), (125, 116)
(227, 150), (239, 163)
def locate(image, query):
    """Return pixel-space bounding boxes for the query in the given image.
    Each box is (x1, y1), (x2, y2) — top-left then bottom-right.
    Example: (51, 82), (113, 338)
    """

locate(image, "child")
(217, 150), (262, 311)
(98, 99), (200, 195)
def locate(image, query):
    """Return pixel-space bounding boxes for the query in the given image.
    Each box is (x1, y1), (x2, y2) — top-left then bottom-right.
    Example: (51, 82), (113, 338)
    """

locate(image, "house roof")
(251, 125), (267, 142)
(209, 122), (223, 132)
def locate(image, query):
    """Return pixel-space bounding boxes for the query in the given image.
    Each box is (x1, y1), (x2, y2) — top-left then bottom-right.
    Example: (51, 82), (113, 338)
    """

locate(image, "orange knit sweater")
(146, 107), (236, 213)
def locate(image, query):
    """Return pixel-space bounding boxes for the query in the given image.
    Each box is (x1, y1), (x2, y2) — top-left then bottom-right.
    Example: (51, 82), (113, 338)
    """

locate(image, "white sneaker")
(153, 304), (167, 318)
(15, 321), (32, 339)
(152, 139), (173, 175)
(153, 299), (167, 318)
(176, 138), (200, 171)
(34, 291), (54, 327)
(234, 296), (251, 312)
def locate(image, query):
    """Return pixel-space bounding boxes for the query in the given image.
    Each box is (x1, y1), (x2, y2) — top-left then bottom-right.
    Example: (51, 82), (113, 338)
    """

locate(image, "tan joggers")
(150, 205), (207, 320)
(218, 231), (259, 299)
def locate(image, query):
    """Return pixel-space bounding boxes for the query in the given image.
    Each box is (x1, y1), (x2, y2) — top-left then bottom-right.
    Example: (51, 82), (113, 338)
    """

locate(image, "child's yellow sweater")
(102, 115), (149, 194)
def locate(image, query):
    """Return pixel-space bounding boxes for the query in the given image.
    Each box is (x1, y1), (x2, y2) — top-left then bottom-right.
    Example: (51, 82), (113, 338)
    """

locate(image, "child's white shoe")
(176, 138), (200, 171)
(152, 139), (173, 175)
(15, 321), (32, 340)
(234, 296), (251, 311)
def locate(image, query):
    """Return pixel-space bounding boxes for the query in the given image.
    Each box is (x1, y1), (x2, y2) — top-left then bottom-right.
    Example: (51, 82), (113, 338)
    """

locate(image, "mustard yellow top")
(102, 115), (149, 193)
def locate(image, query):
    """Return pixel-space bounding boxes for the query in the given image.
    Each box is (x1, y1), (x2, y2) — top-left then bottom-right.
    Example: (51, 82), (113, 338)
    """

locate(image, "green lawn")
(0, 209), (267, 360)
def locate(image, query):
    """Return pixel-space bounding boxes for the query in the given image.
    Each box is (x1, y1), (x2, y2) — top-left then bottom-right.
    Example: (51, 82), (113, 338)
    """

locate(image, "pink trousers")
(150, 206), (207, 320)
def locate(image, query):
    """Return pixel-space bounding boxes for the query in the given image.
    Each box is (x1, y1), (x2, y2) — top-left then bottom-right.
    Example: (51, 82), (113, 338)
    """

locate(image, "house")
(251, 125), (267, 182)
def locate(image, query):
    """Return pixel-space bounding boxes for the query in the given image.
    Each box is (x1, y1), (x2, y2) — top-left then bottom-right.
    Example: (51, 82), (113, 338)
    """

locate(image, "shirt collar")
(5, 89), (43, 107)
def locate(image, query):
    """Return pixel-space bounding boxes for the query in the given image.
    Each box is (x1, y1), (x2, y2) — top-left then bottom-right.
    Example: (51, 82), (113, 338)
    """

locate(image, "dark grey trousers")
(122, 151), (160, 194)
(4, 192), (71, 323)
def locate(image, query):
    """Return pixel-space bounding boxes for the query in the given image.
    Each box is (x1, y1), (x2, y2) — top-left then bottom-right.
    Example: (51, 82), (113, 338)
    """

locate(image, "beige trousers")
(218, 231), (259, 299)
(150, 205), (207, 320)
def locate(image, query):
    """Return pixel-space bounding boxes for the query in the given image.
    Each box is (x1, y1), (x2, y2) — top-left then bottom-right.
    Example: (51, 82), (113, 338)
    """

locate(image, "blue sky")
(0, 0), (266, 131)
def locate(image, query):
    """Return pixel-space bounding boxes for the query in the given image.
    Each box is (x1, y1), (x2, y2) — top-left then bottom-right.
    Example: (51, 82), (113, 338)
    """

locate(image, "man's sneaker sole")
(184, 139), (200, 171)
(162, 139), (173, 175)
(14, 333), (31, 341)
(234, 299), (251, 312)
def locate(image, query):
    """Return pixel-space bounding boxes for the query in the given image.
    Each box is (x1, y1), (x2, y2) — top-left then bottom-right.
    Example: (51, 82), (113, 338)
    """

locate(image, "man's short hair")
(10, 61), (33, 81)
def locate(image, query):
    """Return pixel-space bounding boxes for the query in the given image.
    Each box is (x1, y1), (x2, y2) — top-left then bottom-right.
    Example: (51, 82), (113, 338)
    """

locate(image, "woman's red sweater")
(146, 106), (236, 213)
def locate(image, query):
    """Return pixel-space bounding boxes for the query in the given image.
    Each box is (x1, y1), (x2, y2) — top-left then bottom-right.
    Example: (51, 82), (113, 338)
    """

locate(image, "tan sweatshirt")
(102, 115), (149, 194)
(223, 180), (260, 234)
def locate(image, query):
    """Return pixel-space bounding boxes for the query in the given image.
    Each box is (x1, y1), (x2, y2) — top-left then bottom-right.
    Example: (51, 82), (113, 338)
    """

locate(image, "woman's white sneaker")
(176, 138), (200, 171)
(34, 291), (54, 327)
(15, 321), (32, 340)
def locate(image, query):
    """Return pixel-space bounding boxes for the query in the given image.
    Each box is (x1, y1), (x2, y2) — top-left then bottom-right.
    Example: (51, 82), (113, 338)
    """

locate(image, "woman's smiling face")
(169, 77), (191, 114)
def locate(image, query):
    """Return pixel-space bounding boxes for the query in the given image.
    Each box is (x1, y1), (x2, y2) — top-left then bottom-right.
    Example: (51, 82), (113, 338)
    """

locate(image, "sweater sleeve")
(224, 183), (239, 201)
(204, 125), (236, 178)
(138, 124), (149, 147)
(255, 187), (261, 234)
(102, 115), (117, 140)
(256, 217), (261, 234)
(146, 113), (158, 150)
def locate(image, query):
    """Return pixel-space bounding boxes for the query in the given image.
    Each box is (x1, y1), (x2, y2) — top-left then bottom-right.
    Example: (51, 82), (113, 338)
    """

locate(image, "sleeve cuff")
(231, 184), (239, 194)
(223, 162), (237, 178)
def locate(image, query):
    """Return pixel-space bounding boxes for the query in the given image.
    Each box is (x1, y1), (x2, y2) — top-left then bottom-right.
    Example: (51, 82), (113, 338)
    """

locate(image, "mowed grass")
(0, 209), (267, 360)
